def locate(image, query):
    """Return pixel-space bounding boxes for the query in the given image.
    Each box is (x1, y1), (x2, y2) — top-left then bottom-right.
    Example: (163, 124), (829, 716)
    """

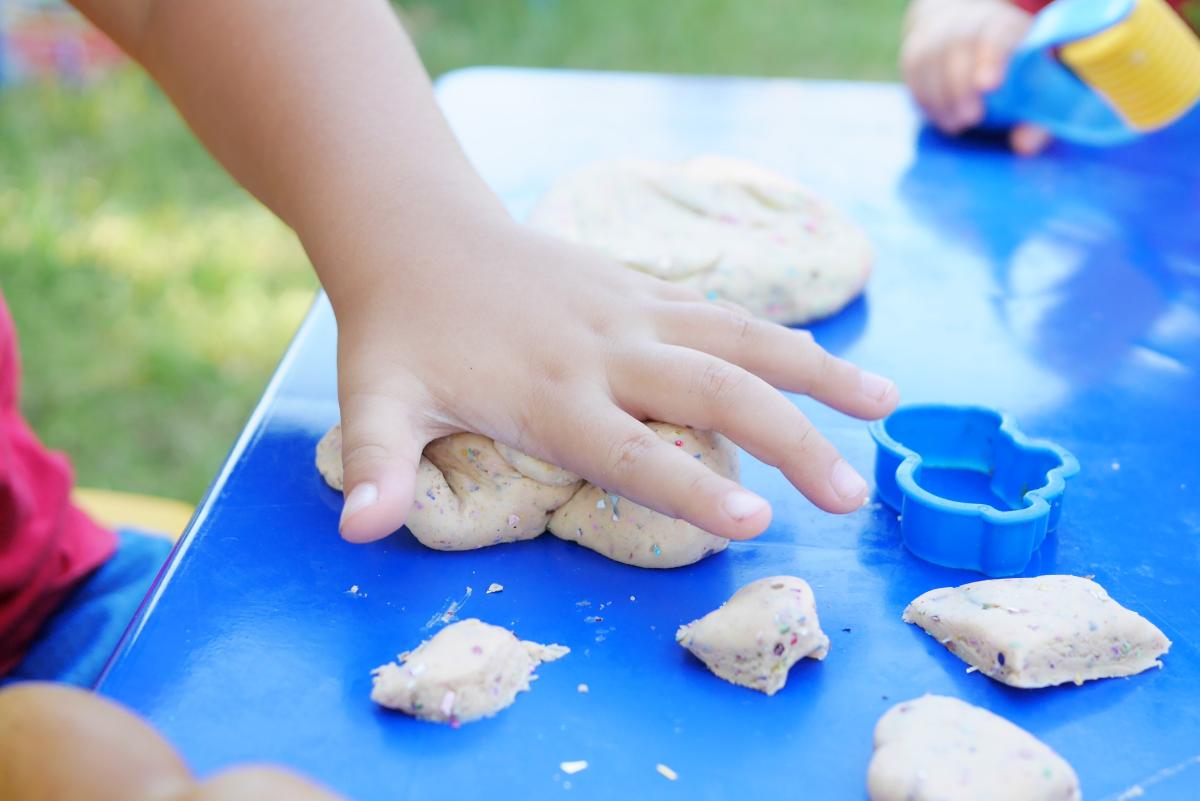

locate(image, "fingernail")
(722, 489), (769, 521)
(340, 482), (378, 527)
(860, 371), (896, 402)
(831, 459), (868, 500)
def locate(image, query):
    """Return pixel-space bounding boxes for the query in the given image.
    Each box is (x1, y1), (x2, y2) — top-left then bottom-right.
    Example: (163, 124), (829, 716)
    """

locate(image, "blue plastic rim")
(869, 405), (1080, 576)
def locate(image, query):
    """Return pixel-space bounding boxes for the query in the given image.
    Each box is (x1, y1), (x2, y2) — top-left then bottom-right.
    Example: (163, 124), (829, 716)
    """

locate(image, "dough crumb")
(867, 695), (1080, 801)
(486, 583), (504, 594)
(655, 763), (679, 781)
(370, 618), (568, 724)
(676, 576), (829, 695)
(346, 585), (359, 595)
(560, 760), (588, 775)
(903, 574), (1171, 688)
(576, 683), (589, 693)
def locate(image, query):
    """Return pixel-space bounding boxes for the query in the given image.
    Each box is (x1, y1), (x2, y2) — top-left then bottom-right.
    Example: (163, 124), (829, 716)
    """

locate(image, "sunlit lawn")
(2, 0), (903, 502)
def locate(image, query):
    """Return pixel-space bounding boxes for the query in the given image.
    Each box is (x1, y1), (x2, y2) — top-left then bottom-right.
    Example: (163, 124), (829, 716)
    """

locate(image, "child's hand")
(70, 0), (898, 546)
(901, 0), (1052, 155)
(328, 216), (899, 544)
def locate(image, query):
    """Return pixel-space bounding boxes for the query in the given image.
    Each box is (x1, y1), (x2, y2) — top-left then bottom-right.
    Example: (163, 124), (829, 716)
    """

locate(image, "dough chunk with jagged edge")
(676, 576), (829, 695)
(371, 619), (568, 725)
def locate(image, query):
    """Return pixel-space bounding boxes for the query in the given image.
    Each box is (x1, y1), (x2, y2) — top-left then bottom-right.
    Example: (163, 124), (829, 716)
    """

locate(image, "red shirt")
(0, 292), (115, 675)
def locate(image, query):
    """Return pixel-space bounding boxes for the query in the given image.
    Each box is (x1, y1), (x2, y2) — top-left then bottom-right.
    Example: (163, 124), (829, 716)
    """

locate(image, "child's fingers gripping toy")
(984, 0), (1200, 145)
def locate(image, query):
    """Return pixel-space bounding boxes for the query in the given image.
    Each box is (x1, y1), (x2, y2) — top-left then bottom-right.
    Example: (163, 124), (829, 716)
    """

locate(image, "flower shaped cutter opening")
(869, 405), (1079, 577)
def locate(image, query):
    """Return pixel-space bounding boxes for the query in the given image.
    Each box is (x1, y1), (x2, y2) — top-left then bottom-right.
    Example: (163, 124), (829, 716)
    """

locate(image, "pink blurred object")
(1, 0), (124, 83)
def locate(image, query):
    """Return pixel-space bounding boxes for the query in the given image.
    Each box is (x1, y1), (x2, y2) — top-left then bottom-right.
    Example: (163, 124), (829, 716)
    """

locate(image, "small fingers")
(655, 302), (898, 420)
(546, 404), (772, 540)
(614, 346), (871, 513)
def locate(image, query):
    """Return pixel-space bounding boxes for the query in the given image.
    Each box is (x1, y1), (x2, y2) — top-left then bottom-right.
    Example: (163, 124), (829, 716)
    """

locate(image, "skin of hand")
(0, 682), (346, 801)
(901, 0), (1053, 155)
(71, 0), (899, 545)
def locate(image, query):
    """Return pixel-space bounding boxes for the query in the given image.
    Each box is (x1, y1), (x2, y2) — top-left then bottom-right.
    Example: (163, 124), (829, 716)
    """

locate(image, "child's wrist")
(305, 197), (520, 315)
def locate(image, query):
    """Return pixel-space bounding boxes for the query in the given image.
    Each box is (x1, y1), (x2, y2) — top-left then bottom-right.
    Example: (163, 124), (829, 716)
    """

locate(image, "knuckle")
(694, 361), (747, 409)
(604, 429), (660, 480)
(720, 308), (755, 344)
(341, 441), (390, 475)
(779, 423), (822, 474)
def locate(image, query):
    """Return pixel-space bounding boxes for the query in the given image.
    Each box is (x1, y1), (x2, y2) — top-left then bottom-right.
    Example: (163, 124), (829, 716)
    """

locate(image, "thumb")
(336, 388), (428, 544)
(1010, 123), (1053, 156)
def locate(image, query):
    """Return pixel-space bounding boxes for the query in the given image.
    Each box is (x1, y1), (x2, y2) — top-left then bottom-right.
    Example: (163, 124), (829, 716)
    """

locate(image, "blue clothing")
(2, 529), (172, 688)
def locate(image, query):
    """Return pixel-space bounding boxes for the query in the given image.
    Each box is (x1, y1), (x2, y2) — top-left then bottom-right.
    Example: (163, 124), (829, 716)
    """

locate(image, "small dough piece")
(530, 156), (873, 324)
(867, 695), (1080, 801)
(408, 435), (582, 550)
(547, 424), (734, 568)
(904, 575), (1171, 688)
(370, 618), (568, 725)
(676, 576), (829, 695)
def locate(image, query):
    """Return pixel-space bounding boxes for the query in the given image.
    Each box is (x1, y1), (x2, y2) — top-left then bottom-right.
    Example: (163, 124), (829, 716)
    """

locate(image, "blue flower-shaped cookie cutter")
(869, 405), (1079, 577)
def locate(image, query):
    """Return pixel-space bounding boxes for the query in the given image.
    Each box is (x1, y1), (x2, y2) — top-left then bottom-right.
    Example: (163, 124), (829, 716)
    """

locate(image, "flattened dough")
(676, 576), (829, 695)
(867, 695), (1080, 801)
(529, 156), (873, 324)
(546, 424), (733, 568)
(315, 422), (737, 568)
(370, 618), (568, 724)
(904, 574), (1171, 688)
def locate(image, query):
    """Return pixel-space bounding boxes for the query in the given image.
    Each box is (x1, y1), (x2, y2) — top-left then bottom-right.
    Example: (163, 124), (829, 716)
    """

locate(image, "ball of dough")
(903, 574), (1171, 688)
(867, 695), (1080, 801)
(676, 576), (829, 695)
(547, 423), (735, 568)
(529, 156), (873, 324)
(370, 618), (569, 725)
(315, 423), (737, 569)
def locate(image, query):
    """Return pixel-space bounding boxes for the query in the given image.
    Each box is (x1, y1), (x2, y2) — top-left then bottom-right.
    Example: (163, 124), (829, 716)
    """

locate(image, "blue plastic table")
(99, 69), (1200, 801)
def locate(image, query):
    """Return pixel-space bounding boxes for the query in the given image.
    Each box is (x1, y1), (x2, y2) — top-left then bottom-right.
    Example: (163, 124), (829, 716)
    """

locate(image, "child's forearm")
(71, 0), (899, 543)
(70, 0), (505, 305)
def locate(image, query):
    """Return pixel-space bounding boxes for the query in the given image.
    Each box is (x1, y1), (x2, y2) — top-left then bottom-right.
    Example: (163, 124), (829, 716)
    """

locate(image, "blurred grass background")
(2, 0), (904, 502)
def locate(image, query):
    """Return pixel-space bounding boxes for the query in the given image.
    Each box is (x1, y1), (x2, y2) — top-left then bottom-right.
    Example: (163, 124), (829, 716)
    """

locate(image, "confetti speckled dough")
(676, 576), (829, 695)
(903, 575), (1171, 688)
(868, 695), (1080, 801)
(370, 618), (568, 725)
(546, 425), (732, 567)
(316, 422), (734, 568)
(529, 156), (873, 324)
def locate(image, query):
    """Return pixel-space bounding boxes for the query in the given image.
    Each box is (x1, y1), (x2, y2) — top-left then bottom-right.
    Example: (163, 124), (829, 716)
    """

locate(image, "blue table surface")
(99, 69), (1200, 801)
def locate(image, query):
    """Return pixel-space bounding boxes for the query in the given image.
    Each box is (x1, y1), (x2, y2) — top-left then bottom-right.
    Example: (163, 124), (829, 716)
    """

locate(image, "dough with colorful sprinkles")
(315, 423), (737, 568)
(903, 575), (1171, 688)
(867, 695), (1080, 801)
(370, 618), (568, 725)
(529, 156), (873, 324)
(546, 424), (734, 568)
(676, 576), (829, 695)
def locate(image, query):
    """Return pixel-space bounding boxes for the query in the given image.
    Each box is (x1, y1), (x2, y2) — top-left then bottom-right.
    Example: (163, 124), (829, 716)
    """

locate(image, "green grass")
(1, 1), (901, 503)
